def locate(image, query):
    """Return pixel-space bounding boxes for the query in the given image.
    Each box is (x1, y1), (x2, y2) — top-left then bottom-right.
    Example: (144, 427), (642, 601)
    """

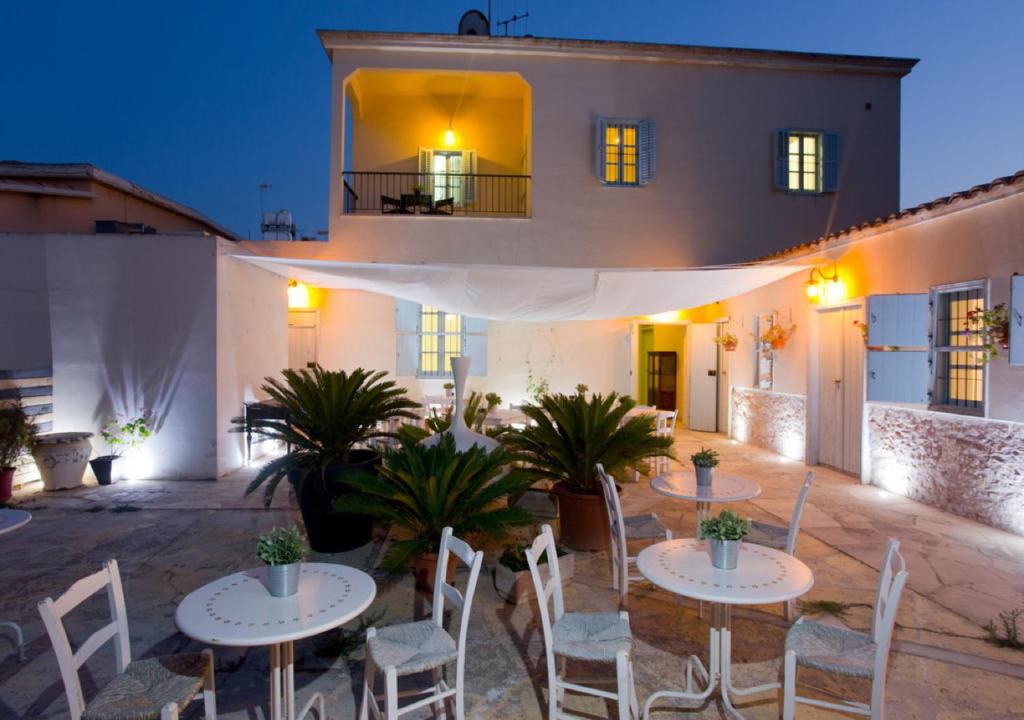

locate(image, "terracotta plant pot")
(0, 467), (14, 501)
(551, 482), (615, 551)
(771, 338), (787, 350)
(722, 340), (738, 352)
(413, 552), (457, 594)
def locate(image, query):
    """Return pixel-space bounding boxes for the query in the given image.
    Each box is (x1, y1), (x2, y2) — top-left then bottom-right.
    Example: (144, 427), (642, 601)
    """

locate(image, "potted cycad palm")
(0, 404), (36, 501)
(503, 392), (674, 550)
(334, 434), (533, 593)
(237, 366), (419, 553)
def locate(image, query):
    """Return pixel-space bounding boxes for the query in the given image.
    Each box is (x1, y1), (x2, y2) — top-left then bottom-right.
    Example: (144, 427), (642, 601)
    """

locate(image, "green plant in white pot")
(257, 526), (309, 597)
(699, 510), (751, 570)
(690, 446), (720, 487)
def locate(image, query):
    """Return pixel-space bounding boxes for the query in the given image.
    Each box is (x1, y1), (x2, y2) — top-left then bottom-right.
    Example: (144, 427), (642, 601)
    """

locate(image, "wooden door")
(818, 307), (864, 475)
(687, 323), (720, 432)
(288, 310), (319, 369)
(646, 351), (677, 410)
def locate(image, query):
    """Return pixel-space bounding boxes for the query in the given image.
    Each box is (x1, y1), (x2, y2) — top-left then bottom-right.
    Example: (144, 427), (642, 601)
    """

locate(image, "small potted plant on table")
(700, 509), (751, 570)
(443, 381), (455, 399)
(91, 413), (152, 486)
(257, 526), (309, 597)
(0, 404), (36, 501)
(691, 446), (720, 487)
(494, 540), (574, 604)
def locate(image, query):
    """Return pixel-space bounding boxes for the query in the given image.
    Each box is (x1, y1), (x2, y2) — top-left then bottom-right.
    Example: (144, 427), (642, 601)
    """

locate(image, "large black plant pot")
(290, 449), (378, 553)
(89, 456), (117, 486)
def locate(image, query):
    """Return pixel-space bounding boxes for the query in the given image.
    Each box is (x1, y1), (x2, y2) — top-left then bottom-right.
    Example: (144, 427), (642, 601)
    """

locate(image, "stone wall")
(730, 386), (806, 461)
(867, 403), (1024, 536)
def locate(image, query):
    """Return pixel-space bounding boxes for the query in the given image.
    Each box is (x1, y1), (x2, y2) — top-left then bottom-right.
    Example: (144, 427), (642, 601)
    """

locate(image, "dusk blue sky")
(2, 1), (1021, 240)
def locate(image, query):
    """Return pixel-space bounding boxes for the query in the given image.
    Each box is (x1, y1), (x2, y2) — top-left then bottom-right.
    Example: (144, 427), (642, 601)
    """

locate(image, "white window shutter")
(464, 149), (478, 203)
(773, 130), (789, 189)
(867, 350), (928, 403)
(595, 117), (608, 183)
(822, 132), (839, 192)
(1011, 275), (1024, 366)
(463, 316), (488, 376)
(395, 298), (421, 376)
(418, 148), (432, 192)
(867, 294), (928, 347)
(638, 120), (656, 185)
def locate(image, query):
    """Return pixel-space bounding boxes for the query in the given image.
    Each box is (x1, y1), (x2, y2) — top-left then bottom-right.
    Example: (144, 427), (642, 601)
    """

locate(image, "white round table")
(0, 509), (31, 660)
(652, 471), (761, 535)
(176, 563), (376, 720)
(637, 539), (813, 719)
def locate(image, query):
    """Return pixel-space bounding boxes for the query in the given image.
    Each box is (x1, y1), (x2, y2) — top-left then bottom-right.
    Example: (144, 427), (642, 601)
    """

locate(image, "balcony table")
(637, 539), (813, 719)
(652, 471), (761, 536)
(0, 509), (31, 660)
(176, 563), (376, 720)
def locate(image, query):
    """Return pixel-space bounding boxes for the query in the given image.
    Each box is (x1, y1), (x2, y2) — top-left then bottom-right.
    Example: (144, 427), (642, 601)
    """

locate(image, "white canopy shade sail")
(239, 255), (804, 321)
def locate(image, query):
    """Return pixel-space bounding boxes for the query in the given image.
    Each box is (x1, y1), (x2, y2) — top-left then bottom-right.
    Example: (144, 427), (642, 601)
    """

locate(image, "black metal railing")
(341, 172), (530, 217)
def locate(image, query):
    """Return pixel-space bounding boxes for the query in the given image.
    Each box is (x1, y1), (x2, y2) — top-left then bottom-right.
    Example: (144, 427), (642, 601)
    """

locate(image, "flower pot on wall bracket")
(722, 340), (738, 352)
(771, 338), (787, 351)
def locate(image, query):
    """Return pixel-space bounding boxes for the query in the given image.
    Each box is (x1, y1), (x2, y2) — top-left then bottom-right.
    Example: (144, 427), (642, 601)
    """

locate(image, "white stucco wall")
(317, 289), (631, 404)
(0, 234), (53, 371)
(44, 233), (219, 480)
(215, 246), (289, 474)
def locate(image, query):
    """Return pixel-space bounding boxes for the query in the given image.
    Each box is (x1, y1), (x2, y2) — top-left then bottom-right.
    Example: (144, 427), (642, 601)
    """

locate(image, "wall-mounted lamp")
(287, 279), (311, 309)
(805, 266), (845, 304)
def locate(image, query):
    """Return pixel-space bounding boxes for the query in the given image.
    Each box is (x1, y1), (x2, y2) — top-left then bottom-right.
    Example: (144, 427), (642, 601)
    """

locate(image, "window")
(395, 299), (488, 378)
(930, 281), (987, 415)
(596, 118), (655, 186)
(774, 130), (838, 193)
(418, 305), (463, 378)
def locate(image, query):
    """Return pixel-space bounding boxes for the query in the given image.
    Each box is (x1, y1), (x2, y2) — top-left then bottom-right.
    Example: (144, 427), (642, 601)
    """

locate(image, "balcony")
(342, 171), (531, 217)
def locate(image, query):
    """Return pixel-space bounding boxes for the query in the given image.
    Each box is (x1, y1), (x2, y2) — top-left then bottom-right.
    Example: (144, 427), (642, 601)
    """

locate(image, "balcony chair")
(360, 527), (484, 720)
(782, 538), (908, 720)
(381, 195), (408, 214)
(597, 464), (672, 607)
(746, 470), (814, 620)
(429, 197), (455, 215)
(525, 524), (639, 719)
(37, 559), (216, 720)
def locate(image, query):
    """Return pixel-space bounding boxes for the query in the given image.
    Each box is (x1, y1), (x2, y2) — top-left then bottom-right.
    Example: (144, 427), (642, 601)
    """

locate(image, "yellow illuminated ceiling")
(350, 68), (529, 100)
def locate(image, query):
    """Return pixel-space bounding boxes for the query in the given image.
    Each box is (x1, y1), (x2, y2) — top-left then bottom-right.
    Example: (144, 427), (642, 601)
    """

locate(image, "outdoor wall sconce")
(287, 279), (311, 309)
(805, 266), (844, 304)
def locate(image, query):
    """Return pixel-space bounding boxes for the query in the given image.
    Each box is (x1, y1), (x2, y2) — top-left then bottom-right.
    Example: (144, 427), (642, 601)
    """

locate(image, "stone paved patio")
(2, 430), (1024, 719)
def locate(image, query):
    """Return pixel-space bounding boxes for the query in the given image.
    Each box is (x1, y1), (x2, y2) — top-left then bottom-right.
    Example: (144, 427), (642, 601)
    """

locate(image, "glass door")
(432, 151), (463, 205)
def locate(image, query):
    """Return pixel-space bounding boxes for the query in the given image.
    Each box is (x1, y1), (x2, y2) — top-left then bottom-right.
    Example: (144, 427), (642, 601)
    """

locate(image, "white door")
(687, 323), (720, 432)
(818, 307), (864, 475)
(288, 310), (319, 369)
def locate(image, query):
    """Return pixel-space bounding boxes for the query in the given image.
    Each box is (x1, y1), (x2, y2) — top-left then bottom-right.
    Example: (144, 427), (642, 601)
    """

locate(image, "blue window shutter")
(595, 117), (608, 183)
(773, 130), (789, 190)
(395, 298), (420, 376)
(464, 316), (488, 376)
(822, 132), (839, 192)
(638, 119), (656, 185)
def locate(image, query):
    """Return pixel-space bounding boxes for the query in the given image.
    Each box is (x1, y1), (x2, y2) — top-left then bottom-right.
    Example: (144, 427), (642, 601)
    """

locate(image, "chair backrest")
(525, 525), (566, 659)
(596, 463), (628, 599)
(870, 538), (908, 695)
(38, 559), (132, 720)
(784, 471), (815, 555)
(657, 410), (678, 437)
(431, 527), (484, 659)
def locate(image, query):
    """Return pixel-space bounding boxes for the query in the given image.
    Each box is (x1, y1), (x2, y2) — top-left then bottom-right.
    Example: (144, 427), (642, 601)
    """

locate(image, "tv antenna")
(496, 0), (528, 36)
(259, 183), (272, 215)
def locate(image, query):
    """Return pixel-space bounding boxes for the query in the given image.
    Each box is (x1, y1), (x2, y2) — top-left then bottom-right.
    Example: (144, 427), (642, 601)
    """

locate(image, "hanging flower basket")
(770, 338), (787, 350)
(714, 332), (739, 352)
(760, 312), (796, 352)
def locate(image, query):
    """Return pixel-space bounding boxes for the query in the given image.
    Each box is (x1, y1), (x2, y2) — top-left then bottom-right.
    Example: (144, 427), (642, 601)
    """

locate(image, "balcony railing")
(342, 172), (530, 217)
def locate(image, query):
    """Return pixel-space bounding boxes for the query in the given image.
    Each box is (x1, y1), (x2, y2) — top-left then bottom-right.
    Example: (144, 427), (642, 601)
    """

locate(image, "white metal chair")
(597, 464), (672, 606)
(782, 538), (909, 720)
(361, 527), (484, 720)
(746, 470), (814, 619)
(37, 559), (216, 720)
(526, 524), (639, 719)
(653, 411), (678, 475)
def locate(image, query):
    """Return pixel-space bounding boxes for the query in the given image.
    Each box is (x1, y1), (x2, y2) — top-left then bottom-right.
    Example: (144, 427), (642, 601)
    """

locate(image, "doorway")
(817, 306), (864, 475)
(646, 351), (677, 410)
(687, 323), (720, 432)
(288, 310), (319, 369)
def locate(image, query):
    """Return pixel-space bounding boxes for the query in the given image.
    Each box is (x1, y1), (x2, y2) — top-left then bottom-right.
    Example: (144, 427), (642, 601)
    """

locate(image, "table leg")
(270, 644), (283, 720)
(694, 501), (710, 537)
(714, 603), (782, 719)
(269, 641), (326, 720)
(641, 611), (718, 719)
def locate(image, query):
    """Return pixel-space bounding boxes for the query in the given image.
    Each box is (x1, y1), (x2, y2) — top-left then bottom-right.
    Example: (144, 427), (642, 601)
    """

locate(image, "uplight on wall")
(287, 280), (311, 309)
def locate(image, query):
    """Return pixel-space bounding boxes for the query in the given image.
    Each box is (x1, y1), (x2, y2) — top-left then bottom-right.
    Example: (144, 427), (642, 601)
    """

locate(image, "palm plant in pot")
(334, 434), (533, 593)
(238, 366), (420, 553)
(91, 413), (152, 486)
(0, 404), (36, 501)
(503, 392), (674, 551)
(257, 525), (309, 597)
(699, 509), (751, 570)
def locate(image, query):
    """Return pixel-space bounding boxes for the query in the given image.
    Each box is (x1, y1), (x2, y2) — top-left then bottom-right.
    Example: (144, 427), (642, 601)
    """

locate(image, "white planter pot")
(33, 432), (93, 490)
(422, 357), (500, 453)
(494, 553), (574, 605)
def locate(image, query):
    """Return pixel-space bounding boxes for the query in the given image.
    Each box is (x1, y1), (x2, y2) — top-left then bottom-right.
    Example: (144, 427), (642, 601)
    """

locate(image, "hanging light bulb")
(443, 126), (456, 147)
